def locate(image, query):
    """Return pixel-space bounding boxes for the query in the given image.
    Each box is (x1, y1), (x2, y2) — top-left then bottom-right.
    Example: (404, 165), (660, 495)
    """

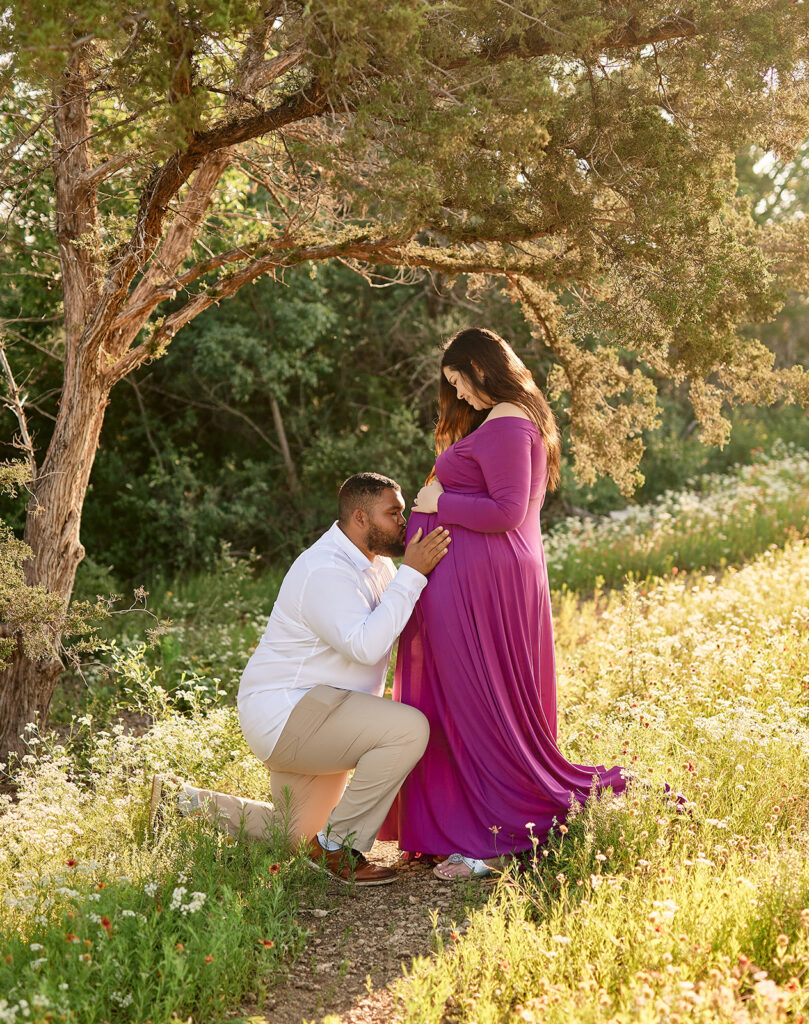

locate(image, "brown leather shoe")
(306, 837), (397, 886)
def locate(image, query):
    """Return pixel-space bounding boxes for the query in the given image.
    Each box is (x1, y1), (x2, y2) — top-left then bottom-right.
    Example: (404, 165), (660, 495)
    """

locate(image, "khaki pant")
(185, 686), (428, 851)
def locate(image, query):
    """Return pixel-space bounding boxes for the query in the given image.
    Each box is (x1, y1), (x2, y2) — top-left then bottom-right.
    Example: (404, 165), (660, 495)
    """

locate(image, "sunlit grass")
(17, 456), (809, 1021)
(395, 538), (809, 1022)
(0, 682), (319, 1024)
(544, 442), (809, 592)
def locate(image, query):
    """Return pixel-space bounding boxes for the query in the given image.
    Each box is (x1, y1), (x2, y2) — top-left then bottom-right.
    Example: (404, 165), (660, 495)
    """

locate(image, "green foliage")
(77, 262), (451, 576)
(62, 545), (282, 723)
(3, 0), (809, 512)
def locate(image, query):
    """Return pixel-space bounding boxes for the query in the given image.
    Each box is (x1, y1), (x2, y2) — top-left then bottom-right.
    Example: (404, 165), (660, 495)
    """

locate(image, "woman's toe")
(432, 857), (470, 880)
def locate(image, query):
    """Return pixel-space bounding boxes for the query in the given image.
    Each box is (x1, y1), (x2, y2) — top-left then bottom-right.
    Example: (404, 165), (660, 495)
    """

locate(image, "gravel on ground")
(234, 841), (492, 1024)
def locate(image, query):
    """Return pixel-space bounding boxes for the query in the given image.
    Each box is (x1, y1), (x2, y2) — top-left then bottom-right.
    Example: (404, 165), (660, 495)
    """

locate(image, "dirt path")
(236, 841), (491, 1024)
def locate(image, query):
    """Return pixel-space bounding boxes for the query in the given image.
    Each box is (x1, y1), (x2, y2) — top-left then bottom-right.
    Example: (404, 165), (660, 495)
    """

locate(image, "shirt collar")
(328, 521), (375, 571)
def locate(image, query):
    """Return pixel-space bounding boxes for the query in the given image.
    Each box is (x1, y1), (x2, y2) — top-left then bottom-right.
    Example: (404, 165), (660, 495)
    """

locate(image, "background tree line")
(4, 136), (809, 585)
(3, 236), (809, 588)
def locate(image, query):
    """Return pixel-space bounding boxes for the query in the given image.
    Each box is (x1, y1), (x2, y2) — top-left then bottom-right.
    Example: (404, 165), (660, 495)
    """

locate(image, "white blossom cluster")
(0, 994), (60, 1024)
(694, 698), (809, 748)
(168, 886), (207, 915)
(543, 441), (809, 578)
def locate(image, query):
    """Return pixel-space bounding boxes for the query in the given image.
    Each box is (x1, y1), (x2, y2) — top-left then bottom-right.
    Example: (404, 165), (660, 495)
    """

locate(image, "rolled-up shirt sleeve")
(301, 563), (427, 666)
(437, 423), (535, 533)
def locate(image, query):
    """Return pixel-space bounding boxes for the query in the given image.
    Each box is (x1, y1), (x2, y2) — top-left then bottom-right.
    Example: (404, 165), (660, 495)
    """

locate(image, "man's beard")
(367, 523), (407, 558)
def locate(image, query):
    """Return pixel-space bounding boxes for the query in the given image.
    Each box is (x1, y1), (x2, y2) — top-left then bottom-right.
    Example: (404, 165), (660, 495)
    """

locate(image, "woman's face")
(443, 365), (491, 410)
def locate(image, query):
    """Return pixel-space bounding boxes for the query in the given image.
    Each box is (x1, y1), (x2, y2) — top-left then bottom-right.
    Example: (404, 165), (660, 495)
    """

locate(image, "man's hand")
(402, 526), (451, 576)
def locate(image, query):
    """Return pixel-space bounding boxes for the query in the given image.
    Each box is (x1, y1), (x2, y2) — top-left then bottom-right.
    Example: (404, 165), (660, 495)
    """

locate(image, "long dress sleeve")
(436, 419), (538, 533)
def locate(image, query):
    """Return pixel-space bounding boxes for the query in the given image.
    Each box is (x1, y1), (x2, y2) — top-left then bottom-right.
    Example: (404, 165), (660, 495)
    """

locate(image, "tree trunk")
(0, 643), (63, 765)
(0, 46), (112, 762)
(269, 392), (301, 497)
(0, 367), (110, 760)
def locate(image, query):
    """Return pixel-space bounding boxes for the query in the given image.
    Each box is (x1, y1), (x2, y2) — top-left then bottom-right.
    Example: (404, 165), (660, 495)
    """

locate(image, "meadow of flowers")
(544, 441), (809, 592)
(0, 678), (321, 1024)
(396, 538), (809, 1022)
(4, 452), (809, 1022)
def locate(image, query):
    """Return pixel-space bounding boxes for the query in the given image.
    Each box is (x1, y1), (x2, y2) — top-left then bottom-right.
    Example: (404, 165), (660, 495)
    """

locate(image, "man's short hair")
(338, 473), (401, 524)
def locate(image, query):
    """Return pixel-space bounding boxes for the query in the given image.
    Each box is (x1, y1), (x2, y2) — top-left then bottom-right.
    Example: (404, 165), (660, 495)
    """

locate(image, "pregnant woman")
(381, 327), (627, 879)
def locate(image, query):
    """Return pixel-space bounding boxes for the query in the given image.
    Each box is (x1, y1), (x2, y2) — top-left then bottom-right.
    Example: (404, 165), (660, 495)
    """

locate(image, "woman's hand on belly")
(412, 477), (444, 514)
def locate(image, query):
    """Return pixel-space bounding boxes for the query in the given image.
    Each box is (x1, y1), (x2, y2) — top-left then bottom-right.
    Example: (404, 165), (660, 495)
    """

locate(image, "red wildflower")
(259, 939), (275, 948)
(268, 863), (281, 874)
(66, 859), (77, 868)
(100, 917), (112, 932)
(204, 954), (214, 963)
(65, 933), (77, 943)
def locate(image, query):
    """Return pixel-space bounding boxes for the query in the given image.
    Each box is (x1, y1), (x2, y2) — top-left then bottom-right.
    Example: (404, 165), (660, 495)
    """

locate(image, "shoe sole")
(305, 858), (397, 886)
(432, 867), (497, 882)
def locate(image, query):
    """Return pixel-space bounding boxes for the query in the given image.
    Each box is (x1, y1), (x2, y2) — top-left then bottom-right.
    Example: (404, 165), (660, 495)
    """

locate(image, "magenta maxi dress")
(380, 416), (627, 858)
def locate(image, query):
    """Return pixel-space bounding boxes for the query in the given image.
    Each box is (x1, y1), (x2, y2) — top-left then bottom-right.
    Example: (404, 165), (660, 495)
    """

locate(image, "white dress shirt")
(237, 522), (428, 761)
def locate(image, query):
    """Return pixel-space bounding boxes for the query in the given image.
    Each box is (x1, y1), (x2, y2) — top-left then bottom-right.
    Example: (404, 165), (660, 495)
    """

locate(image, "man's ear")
(352, 506), (367, 528)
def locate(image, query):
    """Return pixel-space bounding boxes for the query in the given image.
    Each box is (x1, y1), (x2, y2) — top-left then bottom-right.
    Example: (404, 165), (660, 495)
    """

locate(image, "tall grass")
(544, 441), (809, 592)
(395, 538), (809, 1022)
(20, 452), (809, 1021)
(0, 677), (319, 1024)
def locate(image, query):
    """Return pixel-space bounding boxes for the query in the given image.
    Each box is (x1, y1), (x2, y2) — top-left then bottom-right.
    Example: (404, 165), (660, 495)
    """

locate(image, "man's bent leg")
(168, 769), (348, 846)
(269, 686), (429, 852)
(322, 694), (428, 850)
(178, 784), (277, 841)
(267, 770), (349, 846)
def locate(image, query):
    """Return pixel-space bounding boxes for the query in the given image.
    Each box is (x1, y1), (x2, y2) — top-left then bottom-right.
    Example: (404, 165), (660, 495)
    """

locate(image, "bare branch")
(104, 233), (403, 383)
(444, 12), (698, 69)
(75, 151), (137, 195)
(0, 343), (38, 482)
(249, 51), (306, 92)
(141, 380), (282, 456)
(193, 375), (283, 456)
(124, 376), (165, 471)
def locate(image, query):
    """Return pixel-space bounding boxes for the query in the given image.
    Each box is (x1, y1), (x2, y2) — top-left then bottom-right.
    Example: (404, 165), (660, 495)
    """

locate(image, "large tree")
(1, 0), (809, 756)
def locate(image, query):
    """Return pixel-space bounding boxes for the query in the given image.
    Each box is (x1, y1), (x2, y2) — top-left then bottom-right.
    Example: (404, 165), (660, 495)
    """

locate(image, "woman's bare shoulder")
(485, 402), (532, 421)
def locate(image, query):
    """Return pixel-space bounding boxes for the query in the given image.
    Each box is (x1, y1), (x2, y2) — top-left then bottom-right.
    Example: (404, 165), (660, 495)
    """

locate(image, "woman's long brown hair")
(435, 327), (561, 490)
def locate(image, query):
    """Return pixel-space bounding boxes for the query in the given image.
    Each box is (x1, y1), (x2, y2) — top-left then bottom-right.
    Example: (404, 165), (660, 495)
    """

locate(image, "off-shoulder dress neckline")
(480, 414), (536, 427)
(447, 415), (538, 451)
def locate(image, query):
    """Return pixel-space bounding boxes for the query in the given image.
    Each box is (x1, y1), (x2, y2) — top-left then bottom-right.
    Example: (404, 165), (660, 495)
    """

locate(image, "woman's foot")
(432, 853), (500, 881)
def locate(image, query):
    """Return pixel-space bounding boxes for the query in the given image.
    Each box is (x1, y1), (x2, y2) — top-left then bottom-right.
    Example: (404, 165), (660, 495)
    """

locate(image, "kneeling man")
(153, 473), (449, 885)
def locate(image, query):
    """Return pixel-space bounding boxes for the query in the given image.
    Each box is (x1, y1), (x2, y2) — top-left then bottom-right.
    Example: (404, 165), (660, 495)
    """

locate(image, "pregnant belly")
(408, 506), (543, 578)
(405, 510), (438, 541)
